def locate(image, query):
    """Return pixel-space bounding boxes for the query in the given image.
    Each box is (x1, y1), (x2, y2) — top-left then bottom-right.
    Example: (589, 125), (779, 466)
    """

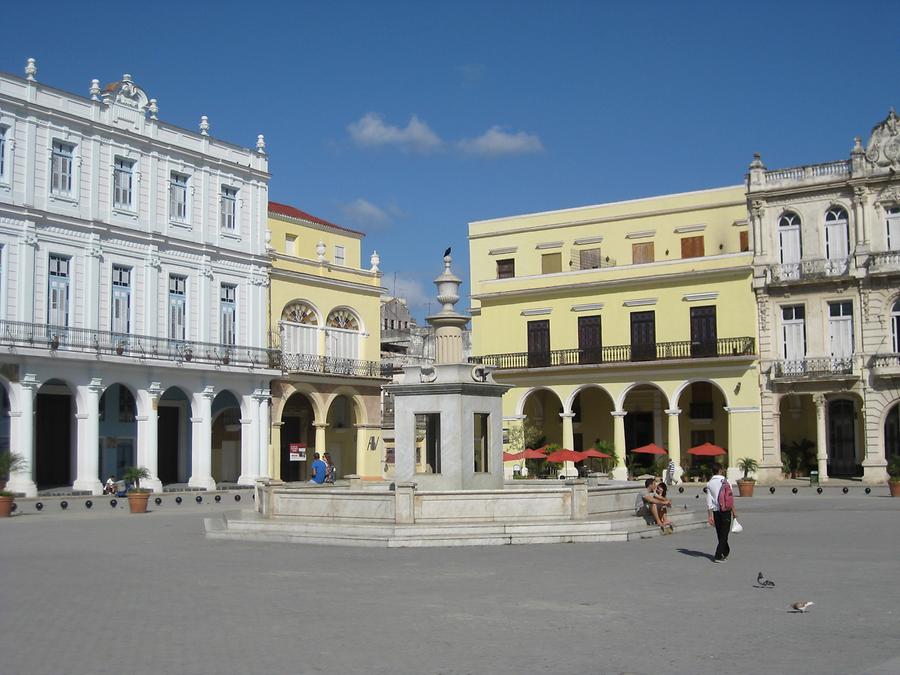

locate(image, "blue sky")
(3, 1), (897, 319)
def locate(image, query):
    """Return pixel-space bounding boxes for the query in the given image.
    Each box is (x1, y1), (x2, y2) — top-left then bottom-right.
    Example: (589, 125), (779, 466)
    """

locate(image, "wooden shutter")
(632, 242), (654, 264)
(496, 258), (515, 279)
(739, 230), (749, 252)
(681, 236), (704, 259)
(541, 253), (562, 274)
(630, 311), (656, 361)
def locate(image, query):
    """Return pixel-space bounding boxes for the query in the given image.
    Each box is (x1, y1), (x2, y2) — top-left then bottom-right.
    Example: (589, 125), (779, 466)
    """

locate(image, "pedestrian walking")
(706, 463), (736, 562)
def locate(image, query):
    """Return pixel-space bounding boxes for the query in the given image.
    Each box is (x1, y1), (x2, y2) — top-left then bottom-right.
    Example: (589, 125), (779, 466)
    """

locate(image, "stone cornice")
(270, 267), (385, 296)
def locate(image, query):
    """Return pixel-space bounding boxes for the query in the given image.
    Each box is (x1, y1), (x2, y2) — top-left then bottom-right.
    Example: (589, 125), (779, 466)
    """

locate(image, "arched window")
(325, 309), (361, 360)
(281, 301), (319, 355)
(778, 212), (802, 276)
(326, 309), (360, 331)
(892, 300), (900, 354)
(824, 207), (850, 260)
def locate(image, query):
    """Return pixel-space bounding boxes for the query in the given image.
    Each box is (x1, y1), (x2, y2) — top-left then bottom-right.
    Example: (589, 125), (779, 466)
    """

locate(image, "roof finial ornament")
(749, 153), (765, 170)
(370, 250), (380, 272)
(199, 115), (210, 136)
(256, 134), (266, 154)
(851, 136), (864, 155)
(25, 57), (37, 81)
(89, 79), (101, 100)
(148, 99), (158, 120)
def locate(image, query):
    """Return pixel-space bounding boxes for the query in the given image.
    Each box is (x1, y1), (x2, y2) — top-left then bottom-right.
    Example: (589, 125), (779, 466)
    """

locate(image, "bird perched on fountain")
(444, 246), (452, 257)
(790, 601), (814, 613)
(757, 572), (775, 588)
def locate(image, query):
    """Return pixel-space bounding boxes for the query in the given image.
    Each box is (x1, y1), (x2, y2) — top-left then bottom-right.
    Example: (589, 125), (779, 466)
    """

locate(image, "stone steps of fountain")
(205, 508), (708, 548)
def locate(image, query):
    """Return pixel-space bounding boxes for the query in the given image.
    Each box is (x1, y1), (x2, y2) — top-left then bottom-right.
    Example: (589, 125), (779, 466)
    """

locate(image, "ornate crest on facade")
(102, 74), (149, 110)
(865, 108), (900, 168)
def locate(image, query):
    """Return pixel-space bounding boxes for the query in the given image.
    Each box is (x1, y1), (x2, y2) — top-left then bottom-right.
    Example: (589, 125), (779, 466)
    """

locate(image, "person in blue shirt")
(309, 452), (327, 484)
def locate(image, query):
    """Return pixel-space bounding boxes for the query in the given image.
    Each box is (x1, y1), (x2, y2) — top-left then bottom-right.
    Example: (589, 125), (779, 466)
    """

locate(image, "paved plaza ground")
(1, 488), (898, 675)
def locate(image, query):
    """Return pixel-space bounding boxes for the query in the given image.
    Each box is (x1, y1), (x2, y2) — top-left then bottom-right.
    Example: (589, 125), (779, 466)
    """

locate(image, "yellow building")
(468, 186), (761, 480)
(266, 201), (385, 480)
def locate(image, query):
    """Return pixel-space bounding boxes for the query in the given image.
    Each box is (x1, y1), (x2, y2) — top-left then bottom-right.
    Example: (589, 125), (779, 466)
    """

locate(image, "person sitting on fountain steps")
(309, 453), (327, 484)
(636, 478), (673, 533)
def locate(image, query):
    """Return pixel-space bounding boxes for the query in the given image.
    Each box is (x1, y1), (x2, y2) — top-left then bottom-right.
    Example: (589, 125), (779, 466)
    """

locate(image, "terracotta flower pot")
(0, 495), (13, 517)
(127, 492), (150, 513)
(737, 479), (755, 497)
(889, 481), (900, 498)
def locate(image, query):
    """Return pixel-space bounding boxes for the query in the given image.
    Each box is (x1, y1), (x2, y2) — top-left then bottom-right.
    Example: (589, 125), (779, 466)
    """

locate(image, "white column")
(189, 386), (217, 490)
(85, 244), (101, 330)
(137, 383), (163, 493)
(665, 408), (682, 481)
(611, 411), (628, 481)
(257, 393), (271, 479)
(144, 254), (160, 337)
(560, 412), (576, 477)
(814, 394), (829, 482)
(7, 374), (39, 497)
(18, 232), (37, 323)
(73, 378), (103, 495)
(238, 393), (258, 485)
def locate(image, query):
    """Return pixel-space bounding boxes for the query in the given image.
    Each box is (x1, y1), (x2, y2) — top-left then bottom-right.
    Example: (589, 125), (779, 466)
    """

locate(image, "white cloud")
(340, 198), (390, 227)
(458, 126), (544, 157)
(386, 274), (432, 313)
(347, 113), (443, 154)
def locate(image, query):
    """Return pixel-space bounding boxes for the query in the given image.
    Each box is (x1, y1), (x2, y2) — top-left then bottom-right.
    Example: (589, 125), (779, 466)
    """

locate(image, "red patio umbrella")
(503, 451), (524, 462)
(544, 449), (586, 463)
(521, 448), (549, 460)
(581, 448), (612, 459)
(687, 442), (727, 456)
(631, 443), (667, 455)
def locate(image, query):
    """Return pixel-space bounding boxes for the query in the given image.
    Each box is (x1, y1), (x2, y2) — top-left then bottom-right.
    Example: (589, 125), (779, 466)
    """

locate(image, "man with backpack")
(706, 463), (737, 563)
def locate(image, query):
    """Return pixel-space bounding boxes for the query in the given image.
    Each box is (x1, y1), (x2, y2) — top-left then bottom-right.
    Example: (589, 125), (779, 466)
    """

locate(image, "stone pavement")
(1, 488), (898, 675)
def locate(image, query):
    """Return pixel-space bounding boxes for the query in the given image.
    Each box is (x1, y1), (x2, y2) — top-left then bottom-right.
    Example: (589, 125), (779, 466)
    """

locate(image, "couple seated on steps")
(635, 478), (674, 534)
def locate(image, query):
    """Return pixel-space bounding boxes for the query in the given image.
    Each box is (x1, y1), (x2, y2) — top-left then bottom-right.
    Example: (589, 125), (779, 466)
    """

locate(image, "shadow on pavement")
(677, 548), (714, 561)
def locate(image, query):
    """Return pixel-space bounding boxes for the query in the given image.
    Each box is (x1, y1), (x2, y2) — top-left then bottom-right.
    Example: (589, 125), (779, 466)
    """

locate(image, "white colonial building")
(0, 59), (277, 496)
(748, 109), (900, 483)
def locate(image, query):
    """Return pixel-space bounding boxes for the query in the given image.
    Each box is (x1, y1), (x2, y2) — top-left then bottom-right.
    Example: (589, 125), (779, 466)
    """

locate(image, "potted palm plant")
(0, 451), (28, 517)
(123, 466), (152, 513)
(737, 457), (759, 497)
(888, 458), (900, 498)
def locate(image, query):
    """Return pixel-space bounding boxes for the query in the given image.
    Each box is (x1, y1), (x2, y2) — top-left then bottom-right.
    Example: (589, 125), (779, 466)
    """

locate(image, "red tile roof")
(268, 201), (364, 237)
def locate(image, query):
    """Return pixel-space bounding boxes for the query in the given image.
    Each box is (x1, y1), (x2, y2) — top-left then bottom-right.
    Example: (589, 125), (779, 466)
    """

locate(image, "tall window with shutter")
(169, 172), (189, 223)
(168, 275), (187, 341)
(111, 265), (131, 335)
(51, 141), (74, 195)
(220, 283), (237, 346)
(113, 158), (135, 209)
(48, 254), (70, 328)
(220, 186), (237, 231)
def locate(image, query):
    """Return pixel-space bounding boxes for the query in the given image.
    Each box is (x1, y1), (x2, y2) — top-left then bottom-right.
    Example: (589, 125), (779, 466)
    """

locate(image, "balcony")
(867, 251), (900, 276)
(1, 319), (280, 370)
(769, 257), (850, 284)
(470, 336), (755, 371)
(762, 160), (850, 189)
(281, 352), (384, 378)
(771, 357), (856, 382)
(871, 353), (900, 379)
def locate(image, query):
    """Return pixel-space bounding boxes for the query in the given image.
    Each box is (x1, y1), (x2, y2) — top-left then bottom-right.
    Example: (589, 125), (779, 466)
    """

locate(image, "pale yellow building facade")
(468, 186), (762, 480)
(266, 202), (386, 481)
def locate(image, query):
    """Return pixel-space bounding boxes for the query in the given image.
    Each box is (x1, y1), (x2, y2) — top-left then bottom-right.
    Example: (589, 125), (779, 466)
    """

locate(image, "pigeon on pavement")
(790, 601), (815, 613)
(757, 572), (775, 588)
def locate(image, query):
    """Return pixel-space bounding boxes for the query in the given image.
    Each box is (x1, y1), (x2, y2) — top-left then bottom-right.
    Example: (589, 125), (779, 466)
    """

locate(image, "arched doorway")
(570, 386), (615, 473)
(158, 387), (191, 485)
(211, 391), (242, 484)
(325, 395), (358, 479)
(676, 380), (728, 474)
(35, 379), (74, 489)
(280, 392), (316, 481)
(522, 389), (563, 447)
(779, 395), (816, 478)
(98, 384), (137, 484)
(622, 384), (668, 476)
(885, 402), (900, 462)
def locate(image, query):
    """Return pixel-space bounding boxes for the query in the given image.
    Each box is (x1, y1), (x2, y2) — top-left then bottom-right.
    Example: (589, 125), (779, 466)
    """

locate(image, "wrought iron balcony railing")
(1, 319), (280, 369)
(769, 257), (850, 283)
(772, 357), (855, 379)
(281, 352), (383, 378)
(470, 336), (755, 370)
